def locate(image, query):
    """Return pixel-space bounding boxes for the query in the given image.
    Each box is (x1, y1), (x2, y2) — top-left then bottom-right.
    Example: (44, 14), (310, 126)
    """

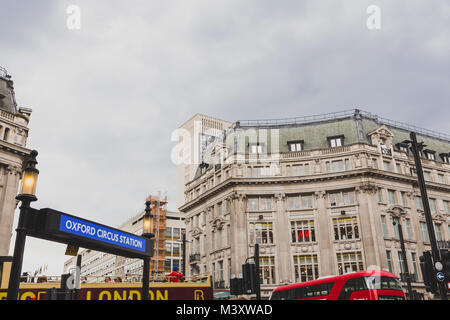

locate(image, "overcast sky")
(1, 0), (449, 276)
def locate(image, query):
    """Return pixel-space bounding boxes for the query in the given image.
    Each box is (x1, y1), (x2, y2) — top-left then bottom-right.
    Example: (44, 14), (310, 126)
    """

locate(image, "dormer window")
(395, 143), (409, 153)
(424, 150), (436, 161)
(288, 140), (304, 152)
(440, 153), (450, 164)
(328, 136), (344, 148)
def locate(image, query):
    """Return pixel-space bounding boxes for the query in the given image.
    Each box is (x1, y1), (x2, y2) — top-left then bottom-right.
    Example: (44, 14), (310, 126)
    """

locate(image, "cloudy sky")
(1, 0), (449, 275)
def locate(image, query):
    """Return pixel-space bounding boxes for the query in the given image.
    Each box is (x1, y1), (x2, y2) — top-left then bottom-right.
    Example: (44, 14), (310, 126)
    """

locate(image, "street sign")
(65, 244), (79, 256)
(436, 272), (445, 282)
(22, 208), (153, 259)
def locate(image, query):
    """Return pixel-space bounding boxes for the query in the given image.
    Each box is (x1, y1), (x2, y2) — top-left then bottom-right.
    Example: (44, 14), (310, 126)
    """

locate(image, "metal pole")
(7, 199), (31, 300)
(394, 219), (413, 299)
(142, 256), (150, 300)
(182, 232), (186, 277)
(254, 243), (261, 300)
(409, 132), (447, 300)
(73, 255), (82, 300)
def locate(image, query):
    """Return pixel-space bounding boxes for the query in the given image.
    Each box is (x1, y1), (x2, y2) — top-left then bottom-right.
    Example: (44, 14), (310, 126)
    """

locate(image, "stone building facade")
(0, 66), (33, 256)
(178, 109), (450, 298)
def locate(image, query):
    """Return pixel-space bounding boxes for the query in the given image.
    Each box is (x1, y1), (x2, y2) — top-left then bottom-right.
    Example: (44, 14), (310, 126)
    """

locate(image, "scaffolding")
(147, 193), (168, 280)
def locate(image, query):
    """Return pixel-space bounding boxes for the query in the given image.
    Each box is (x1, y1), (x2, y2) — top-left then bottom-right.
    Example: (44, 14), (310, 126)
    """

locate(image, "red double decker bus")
(269, 270), (406, 300)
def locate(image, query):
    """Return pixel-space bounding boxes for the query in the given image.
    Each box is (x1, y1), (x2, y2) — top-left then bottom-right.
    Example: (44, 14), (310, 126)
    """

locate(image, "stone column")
(355, 184), (382, 268)
(314, 190), (334, 276)
(230, 192), (248, 277)
(274, 193), (290, 283)
(0, 165), (21, 256)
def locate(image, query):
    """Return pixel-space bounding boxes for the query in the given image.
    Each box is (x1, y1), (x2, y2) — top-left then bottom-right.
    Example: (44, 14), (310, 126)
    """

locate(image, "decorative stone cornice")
(314, 190), (326, 199)
(386, 205), (408, 218)
(356, 182), (378, 195)
(211, 217), (226, 231)
(6, 164), (21, 176)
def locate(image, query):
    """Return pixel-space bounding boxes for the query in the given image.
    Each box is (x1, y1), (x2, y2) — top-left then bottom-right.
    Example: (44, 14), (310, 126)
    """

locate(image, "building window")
(337, 251), (364, 275)
(333, 217), (360, 240)
(249, 222), (274, 244)
(253, 166), (270, 178)
(429, 198), (437, 213)
(393, 217), (400, 239)
(259, 256), (276, 284)
(395, 163), (402, 174)
(400, 191), (407, 207)
(415, 196), (423, 210)
(326, 160), (345, 173)
(291, 220), (316, 243)
(249, 143), (264, 154)
(381, 216), (388, 238)
(288, 140), (304, 152)
(441, 154), (450, 164)
(377, 188), (383, 203)
(383, 161), (391, 172)
(287, 194), (314, 210)
(328, 136), (344, 148)
(405, 219), (413, 240)
(424, 171), (431, 181)
(435, 223), (443, 241)
(424, 151), (436, 161)
(372, 158), (378, 169)
(247, 196), (272, 211)
(420, 222), (429, 243)
(288, 163), (310, 176)
(293, 255), (319, 283)
(329, 190), (356, 207)
(443, 200), (450, 214)
(386, 251), (393, 273)
(438, 174), (445, 184)
(388, 190), (396, 205)
(398, 251), (406, 274)
(411, 252), (419, 281)
(3, 128), (9, 141)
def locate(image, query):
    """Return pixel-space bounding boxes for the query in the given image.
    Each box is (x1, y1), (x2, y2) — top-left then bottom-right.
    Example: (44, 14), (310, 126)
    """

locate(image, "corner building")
(179, 109), (450, 298)
(0, 67), (33, 256)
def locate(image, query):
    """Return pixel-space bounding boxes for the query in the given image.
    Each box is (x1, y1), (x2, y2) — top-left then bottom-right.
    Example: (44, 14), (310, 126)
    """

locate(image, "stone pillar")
(355, 184), (382, 268)
(314, 190), (334, 276)
(230, 192), (248, 277)
(274, 193), (290, 283)
(0, 165), (21, 256)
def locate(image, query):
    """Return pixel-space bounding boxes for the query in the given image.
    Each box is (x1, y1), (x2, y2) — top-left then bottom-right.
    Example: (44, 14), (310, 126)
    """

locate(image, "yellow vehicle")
(0, 260), (213, 300)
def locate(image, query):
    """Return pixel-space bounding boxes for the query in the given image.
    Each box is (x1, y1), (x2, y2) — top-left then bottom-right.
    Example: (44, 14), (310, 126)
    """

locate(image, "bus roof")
(272, 270), (399, 292)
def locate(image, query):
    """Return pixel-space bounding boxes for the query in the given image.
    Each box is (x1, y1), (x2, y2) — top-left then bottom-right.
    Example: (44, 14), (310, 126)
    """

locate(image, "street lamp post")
(404, 132), (447, 300)
(142, 200), (154, 301)
(392, 217), (413, 299)
(7, 150), (39, 300)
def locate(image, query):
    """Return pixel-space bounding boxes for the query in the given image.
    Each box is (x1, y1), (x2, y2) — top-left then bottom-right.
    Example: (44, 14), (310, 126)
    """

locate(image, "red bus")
(269, 270), (406, 300)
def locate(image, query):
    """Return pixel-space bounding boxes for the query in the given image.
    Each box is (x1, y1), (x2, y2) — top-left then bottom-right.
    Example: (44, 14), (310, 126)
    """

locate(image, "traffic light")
(230, 277), (244, 295)
(419, 251), (438, 294)
(242, 263), (257, 294)
(440, 249), (450, 285)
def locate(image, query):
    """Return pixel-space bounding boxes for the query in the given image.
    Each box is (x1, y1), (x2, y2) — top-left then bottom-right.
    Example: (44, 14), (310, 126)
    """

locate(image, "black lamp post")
(403, 132), (447, 300)
(392, 217), (413, 299)
(142, 200), (154, 300)
(7, 150), (39, 300)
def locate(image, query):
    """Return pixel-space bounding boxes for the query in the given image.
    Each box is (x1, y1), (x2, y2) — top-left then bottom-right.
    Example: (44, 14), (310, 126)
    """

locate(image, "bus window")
(364, 276), (402, 291)
(338, 277), (367, 300)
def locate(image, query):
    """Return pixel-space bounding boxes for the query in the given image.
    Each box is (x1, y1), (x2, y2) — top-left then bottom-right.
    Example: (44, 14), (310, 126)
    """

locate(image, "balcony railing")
(437, 241), (450, 249)
(189, 253), (200, 263)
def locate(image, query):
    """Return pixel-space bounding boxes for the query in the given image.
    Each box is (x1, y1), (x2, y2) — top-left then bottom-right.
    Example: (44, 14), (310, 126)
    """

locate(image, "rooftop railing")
(237, 108), (450, 142)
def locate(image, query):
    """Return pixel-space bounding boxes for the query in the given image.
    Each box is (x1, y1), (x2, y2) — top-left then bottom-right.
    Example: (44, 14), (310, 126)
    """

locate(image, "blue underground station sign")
(23, 208), (153, 259)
